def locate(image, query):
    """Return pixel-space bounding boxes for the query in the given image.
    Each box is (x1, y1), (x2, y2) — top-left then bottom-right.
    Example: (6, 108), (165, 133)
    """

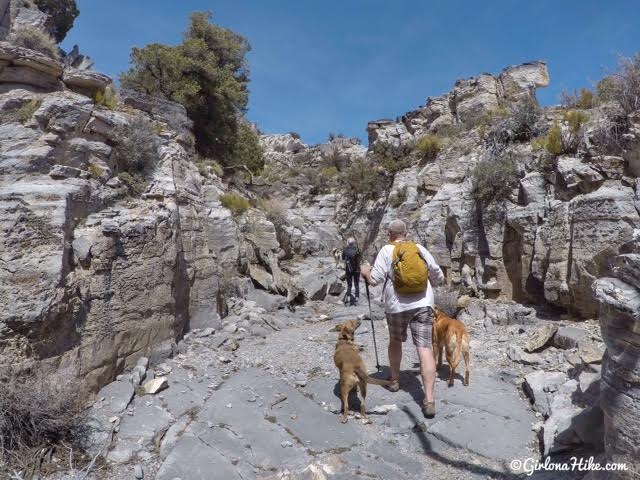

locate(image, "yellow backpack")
(391, 241), (428, 295)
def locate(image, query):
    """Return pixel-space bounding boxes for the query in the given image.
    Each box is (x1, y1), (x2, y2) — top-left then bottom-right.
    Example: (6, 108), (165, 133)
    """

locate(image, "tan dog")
(333, 319), (392, 423)
(332, 247), (342, 268)
(432, 307), (470, 387)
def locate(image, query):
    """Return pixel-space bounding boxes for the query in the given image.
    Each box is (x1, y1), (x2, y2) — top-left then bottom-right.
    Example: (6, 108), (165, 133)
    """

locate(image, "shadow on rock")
(402, 406), (517, 479)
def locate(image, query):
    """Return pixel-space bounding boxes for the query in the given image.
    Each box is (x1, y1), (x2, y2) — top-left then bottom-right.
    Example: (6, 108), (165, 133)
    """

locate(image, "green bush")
(536, 111), (588, 158)
(301, 165), (338, 194)
(11, 26), (60, 60)
(564, 110), (589, 133)
(227, 122), (264, 174)
(544, 123), (564, 156)
(220, 193), (249, 216)
(118, 172), (147, 195)
(472, 153), (519, 205)
(340, 158), (387, 201)
(388, 186), (407, 208)
(94, 85), (118, 110)
(415, 135), (441, 161)
(0, 99), (42, 124)
(18, 99), (41, 122)
(87, 163), (102, 179)
(34, 0), (79, 42)
(120, 11), (252, 167)
(562, 110), (588, 153)
(194, 155), (224, 178)
(561, 88), (594, 109)
(596, 76), (617, 103)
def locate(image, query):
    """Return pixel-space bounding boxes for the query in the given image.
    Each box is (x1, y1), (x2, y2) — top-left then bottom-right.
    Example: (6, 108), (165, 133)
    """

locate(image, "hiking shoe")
(385, 379), (400, 392)
(422, 401), (436, 419)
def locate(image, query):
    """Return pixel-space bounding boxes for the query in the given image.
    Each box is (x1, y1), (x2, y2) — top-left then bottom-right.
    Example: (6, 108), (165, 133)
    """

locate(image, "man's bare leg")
(388, 338), (402, 381)
(416, 346), (436, 402)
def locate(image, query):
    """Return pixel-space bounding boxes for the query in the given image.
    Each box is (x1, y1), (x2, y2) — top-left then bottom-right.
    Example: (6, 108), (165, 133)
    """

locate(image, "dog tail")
(355, 367), (392, 386)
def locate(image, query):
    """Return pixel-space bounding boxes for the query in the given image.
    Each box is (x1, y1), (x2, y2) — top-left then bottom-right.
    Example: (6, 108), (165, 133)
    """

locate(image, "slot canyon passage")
(1, 2), (639, 479)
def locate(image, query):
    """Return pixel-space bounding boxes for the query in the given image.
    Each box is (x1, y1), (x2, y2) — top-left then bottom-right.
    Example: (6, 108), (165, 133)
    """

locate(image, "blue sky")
(62, 1), (640, 145)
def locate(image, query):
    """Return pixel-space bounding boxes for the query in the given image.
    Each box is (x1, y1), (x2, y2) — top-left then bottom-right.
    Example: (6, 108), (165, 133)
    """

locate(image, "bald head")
(387, 219), (407, 241)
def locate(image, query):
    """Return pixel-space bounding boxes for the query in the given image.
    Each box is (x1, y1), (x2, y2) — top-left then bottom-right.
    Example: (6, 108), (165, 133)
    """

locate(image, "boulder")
(143, 377), (168, 395)
(62, 68), (112, 97)
(556, 156), (604, 194)
(248, 264), (275, 292)
(49, 164), (82, 179)
(523, 370), (568, 417)
(524, 323), (558, 352)
(553, 326), (590, 350)
(498, 61), (550, 101)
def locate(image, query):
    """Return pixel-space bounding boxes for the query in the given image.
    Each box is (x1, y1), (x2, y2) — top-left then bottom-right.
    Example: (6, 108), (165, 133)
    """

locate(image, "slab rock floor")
(81, 296), (580, 480)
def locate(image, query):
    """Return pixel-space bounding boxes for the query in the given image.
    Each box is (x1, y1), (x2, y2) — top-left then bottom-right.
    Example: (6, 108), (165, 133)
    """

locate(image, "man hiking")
(342, 237), (361, 306)
(360, 219), (444, 418)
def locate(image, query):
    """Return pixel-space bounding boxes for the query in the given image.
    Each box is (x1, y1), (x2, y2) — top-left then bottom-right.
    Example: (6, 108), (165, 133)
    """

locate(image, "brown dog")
(432, 307), (470, 387)
(333, 319), (392, 423)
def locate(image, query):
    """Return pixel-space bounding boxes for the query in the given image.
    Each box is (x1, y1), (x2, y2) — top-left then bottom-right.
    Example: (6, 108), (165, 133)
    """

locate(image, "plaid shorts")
(386, 307), (434, 348)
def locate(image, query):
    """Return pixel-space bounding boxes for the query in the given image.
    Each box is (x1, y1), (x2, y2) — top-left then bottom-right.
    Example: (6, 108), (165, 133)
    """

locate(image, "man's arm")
(419, 246), (445, 286)
(361, 248), (387, 286)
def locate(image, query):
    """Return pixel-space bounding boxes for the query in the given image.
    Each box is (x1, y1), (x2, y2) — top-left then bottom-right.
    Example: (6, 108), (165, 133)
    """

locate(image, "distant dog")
(333, 319), (392, 423)
(432, 307), (470, 386)
(331, 247), (342, 268)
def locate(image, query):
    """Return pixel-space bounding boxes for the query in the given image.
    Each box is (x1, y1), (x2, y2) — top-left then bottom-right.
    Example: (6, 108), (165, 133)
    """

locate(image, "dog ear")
(330, 323), (343, 332)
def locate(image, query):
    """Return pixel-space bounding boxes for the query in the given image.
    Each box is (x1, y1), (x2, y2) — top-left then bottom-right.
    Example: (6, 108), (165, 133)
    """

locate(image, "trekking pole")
(364, 274), (382, 372)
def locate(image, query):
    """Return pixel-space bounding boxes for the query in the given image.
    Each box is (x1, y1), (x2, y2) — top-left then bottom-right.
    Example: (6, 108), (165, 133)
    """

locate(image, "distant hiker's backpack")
(391, 241), (428, 295)
(343, 244), (360, 273)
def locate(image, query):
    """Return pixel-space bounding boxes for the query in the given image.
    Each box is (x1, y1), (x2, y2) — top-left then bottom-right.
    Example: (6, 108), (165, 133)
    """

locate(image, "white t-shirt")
(370, 242), (445, 314)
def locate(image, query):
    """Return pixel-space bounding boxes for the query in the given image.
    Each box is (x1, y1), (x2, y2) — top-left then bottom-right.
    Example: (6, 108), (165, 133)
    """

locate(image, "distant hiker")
(360, 219), (444, 419)
(342, 237), (361, 306)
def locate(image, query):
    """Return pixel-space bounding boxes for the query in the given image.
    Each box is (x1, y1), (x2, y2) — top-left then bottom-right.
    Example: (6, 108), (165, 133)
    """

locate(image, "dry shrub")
(0, 370), (85, 461)
(434, 286), (459, 317)
(259, 197), (288, 227)
(113, 115), (161, 175)
(611, 54), (640, 114)
(472, 152), (519, 205)
(11, 26), (60, 60)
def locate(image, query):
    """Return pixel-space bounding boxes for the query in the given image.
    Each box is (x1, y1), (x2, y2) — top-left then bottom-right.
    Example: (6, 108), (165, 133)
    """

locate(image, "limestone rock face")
(367, 119), (415, 158)
(451, 73), (500, 125)
(394, 61), (549, 137)
(120, 88), (193, 138)
(0, 41), (112, 99)
(0, 41), (64, 92)
(0, 87), (223, 391)
(593, 245), (640, 479)
(0, 0), (48, 40)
